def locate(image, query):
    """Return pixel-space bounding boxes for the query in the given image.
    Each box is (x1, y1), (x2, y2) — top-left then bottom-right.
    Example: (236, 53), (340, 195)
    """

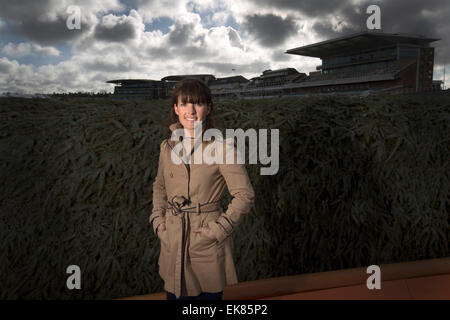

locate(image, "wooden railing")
(118, 257), (450, 300)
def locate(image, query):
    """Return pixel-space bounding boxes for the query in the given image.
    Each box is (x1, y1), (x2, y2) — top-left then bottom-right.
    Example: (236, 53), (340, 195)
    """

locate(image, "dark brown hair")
(167, 78), (215, 138)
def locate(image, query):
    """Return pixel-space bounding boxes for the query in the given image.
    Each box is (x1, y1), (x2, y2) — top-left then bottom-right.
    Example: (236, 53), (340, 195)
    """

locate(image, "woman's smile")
(174, 96), (210, 136)
(185, 115), (197, 122)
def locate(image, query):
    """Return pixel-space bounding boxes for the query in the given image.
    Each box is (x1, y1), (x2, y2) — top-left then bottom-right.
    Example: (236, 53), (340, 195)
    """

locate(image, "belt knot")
(167, 196), (221, 216)
(168, 195), (190, 216)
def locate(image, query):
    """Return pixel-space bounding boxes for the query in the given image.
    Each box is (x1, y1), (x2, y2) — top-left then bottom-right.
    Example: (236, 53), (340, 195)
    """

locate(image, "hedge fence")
(0, 95), (448, 299)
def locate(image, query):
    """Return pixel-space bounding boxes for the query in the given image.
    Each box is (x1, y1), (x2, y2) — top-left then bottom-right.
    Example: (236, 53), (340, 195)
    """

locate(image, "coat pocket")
(157, 227), (169, 246)
(157, 224), (170, 280)
(189, 212), (224, 261)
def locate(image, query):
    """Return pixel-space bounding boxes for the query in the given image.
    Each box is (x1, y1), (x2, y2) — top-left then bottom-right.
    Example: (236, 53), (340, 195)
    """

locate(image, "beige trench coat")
(149, 122), (255, 298)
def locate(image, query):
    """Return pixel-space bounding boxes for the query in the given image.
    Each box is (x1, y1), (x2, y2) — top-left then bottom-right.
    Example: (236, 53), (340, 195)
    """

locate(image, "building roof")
(286, 31), (440, 58)
(260, 68), (300, 79)
(161, 74), (216, 82)
(262, 68), (298, 74)
(214, 75), (249, 82)
(106, 79), (160, 85)
(209, 76), (249, 86)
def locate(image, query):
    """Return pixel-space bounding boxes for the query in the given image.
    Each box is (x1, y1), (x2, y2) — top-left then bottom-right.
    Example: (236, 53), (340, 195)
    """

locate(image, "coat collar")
(166, 122), (216, 149)
(169, 122), (183, 133)
(166, 122), (194, 149)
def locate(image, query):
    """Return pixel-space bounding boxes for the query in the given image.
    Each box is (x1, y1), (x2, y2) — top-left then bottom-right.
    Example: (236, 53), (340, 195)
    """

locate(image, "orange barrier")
(119, 257), (450, 300)
(260, 274), (450, 300)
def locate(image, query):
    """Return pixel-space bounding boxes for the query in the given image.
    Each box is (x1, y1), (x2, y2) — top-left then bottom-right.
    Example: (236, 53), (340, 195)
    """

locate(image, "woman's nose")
(187, 104), (196, 113)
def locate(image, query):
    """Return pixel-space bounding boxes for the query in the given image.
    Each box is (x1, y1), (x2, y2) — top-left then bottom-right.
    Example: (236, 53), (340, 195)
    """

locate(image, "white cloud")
(135, 0), (188, 22)
(130, 0), (223, 23)
(94, 9), (145, 43)
(0, 57), (16, 73)
(1, 42), (60, 57)
(189, 0), (221, 13)
(32, 44), (61, 57)
(1, 43), (33, 57)
(210, 11), (229, 26)
(0, 1), (323, 94)
(0, 57), (36, 93)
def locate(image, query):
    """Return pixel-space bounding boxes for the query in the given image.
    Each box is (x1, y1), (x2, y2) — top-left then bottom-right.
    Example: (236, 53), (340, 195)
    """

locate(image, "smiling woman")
(149, 78), (255, 300)
(169, 78), (215, 138)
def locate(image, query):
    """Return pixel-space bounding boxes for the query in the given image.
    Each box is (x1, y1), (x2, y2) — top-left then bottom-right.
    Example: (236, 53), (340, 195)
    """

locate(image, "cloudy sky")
(0, 0), (449, 94)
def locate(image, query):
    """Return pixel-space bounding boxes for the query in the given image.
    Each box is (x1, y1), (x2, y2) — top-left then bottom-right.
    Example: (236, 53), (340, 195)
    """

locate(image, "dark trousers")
(166, 290), (223, 300)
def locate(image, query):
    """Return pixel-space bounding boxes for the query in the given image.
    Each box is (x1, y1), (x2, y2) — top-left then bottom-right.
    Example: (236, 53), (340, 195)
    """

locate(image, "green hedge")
(0, 95), (448, 299)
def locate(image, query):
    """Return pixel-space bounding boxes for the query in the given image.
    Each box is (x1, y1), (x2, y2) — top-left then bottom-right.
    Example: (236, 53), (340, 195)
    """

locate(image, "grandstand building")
(106, 31), (441, 99)
(107, 74), (216, 100)
(106, 79), (168, 100)
(161, 74), (216, 91)
(242, 68), (307, 97)
(207, 68), (307, 98)
(285, 31), (440, 94)
(209, 76), (249, 98)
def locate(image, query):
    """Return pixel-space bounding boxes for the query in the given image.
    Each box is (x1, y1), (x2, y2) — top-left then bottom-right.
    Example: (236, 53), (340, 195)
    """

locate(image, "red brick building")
(285, 31), (440, 94)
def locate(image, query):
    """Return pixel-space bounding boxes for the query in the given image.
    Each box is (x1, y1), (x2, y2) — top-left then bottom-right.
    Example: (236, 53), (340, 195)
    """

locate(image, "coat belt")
(167, 195), (222, 298)
(167, 195), (221, 216)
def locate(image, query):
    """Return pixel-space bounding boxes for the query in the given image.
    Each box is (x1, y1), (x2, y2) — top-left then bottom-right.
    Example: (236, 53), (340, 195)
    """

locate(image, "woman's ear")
(173, 103), (179, 116)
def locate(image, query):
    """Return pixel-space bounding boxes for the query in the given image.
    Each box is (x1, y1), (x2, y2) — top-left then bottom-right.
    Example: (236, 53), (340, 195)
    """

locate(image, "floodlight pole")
(444, 55), (446, 90)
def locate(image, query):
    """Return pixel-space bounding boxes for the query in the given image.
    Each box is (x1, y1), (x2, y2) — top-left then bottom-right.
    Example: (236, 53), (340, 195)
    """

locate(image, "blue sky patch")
(145, 17), (174, 34)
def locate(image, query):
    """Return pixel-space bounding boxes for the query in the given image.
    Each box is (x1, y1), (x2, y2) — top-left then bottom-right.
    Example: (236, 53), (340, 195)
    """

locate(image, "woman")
(149, 78), (255, 300)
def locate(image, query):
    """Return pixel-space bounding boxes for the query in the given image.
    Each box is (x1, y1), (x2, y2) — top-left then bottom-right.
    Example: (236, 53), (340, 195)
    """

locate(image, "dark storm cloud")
(168, 23), (195, 46)
(312, 13), (361, 40)
(248, 0), (363, 39)
(309, 0), (448, 40)
(241, 14), (298, 47)
(308, 0), (450, 68)
(0, 0), (89, 45)
(366, 0), (448, 36)
(250, 0), (450, 69)
(0, 0), (53, 19)
(271, 50), (293, 62)
(18, 15), (88, 45)
(249, 0), (449, 40)
(253, 0), (345, 17)
(94, 20), (137, 42)
(165, 22), (208, 59)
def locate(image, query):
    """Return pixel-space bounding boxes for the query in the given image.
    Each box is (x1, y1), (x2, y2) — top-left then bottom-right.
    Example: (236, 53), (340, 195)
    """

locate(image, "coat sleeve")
(149, 140), (168, 235)
(207, 140), (255, 244)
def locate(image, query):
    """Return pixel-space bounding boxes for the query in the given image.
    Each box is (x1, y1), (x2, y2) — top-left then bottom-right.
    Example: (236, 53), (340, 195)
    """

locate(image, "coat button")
(169, 172), (173, 178)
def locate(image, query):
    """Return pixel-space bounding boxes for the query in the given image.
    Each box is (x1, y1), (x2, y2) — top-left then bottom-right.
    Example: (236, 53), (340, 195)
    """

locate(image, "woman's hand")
(157, 222), (166, 235)
(192, 226), (217, 241)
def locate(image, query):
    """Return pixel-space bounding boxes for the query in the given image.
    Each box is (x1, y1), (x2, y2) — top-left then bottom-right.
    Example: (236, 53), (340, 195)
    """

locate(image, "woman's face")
(173, 95), (210, 134)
